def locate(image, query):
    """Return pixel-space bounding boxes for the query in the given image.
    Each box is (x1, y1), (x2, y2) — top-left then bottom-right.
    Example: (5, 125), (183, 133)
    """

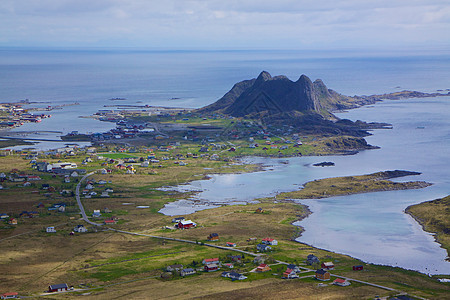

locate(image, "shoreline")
(405, 197), (450, 261)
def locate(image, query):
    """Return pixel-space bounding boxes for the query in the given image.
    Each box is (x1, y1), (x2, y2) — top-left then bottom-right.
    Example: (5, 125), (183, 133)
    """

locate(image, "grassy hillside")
(406, 195), (450, 259)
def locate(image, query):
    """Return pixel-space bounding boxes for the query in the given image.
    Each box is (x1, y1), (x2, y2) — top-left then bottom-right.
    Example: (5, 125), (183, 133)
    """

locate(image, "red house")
(176, 220), (196, 229)
(48, 283), (68, 292)
(204, 263), (219, 272)
(352, 265), (364, 271)
(1, 292), (19, 299)
(321, 262), (334, 270)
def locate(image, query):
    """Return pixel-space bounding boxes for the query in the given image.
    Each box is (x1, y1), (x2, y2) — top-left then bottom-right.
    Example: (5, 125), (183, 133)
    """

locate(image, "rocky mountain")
(197, 71), (379, 136)
(198, 71), (354, 118)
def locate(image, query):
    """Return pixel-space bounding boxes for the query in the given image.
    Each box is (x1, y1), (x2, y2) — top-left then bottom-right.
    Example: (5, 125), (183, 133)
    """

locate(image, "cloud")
(0, 0), (449, 49)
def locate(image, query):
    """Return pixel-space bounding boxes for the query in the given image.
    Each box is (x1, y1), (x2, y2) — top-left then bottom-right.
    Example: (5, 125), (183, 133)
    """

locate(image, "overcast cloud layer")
(0, 0), (449, 49)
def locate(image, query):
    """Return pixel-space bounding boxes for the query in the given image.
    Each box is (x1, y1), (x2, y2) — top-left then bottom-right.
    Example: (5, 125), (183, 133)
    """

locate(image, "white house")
(181, 268), (196, 276)
(261, 238), (278, 245)
(74, 225), (88, 233)
(46, 226), (56, 233)
(333, 278), (351, 286)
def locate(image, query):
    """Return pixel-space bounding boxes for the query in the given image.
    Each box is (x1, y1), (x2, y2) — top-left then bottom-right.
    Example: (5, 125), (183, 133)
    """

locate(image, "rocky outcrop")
(199, 71), (350, 117)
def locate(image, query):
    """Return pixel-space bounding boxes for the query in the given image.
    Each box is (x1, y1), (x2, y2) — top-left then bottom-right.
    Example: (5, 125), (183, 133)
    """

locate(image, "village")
(0, 101), (52, 129)
(0, 142), (447, 299)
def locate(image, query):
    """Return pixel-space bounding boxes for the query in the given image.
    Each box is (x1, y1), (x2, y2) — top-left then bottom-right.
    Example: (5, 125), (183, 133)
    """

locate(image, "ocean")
(1, 48), (449, 274)
(1, 48), (449, 144)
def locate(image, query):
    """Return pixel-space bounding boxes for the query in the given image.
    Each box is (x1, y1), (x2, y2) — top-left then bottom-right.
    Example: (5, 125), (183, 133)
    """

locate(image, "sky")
(0, 0), (449, 50)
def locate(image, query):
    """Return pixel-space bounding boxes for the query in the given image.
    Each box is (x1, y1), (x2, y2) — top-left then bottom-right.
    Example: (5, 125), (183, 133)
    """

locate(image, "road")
(75, 171), (103, 226)
(73, 174), (425, 299)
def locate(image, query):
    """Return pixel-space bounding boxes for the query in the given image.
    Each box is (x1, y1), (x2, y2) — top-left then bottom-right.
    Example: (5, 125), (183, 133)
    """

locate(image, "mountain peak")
(255, 71), (272, 85)
(197, 72), (348, 121)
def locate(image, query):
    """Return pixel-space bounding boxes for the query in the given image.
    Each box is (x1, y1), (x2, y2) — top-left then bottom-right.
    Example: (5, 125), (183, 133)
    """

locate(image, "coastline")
(405, 196), (450, 261)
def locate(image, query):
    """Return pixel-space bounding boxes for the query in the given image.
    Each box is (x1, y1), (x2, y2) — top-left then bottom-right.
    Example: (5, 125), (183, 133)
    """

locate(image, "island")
(0, 73), (448, 299)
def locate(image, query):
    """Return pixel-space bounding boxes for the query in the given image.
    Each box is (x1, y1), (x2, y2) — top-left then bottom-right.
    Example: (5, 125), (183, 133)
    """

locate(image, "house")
(37, 202), (45, 209)
(257, 244), (271, 252)
(0, 213), (9, 219)
(333, 278), (351, 286)
(306, 254), (320, 265)
(1, 292), (19, 299)
(256, 264), (271, 272)
(92, 210), (101, 217)
(26, 175), (41, 181)
(74, 225), (87, 233)
(176, 220), (196, 229)
(352, 265), (364, 271)
(228, 272), (247, 281)
(315, 269), (331, 281)
(104, 219), (116, 225)
(171, 217), (185, 223)
(64, 176), (70, 183)
(221, 271), (231, 278)
(166, 264), (183, 272)
(48, 283), (69, 292)
(229, 255), (242, 263)
(255, 207), (264, 213)
(261, 238), (278, 245)
(321, 262), (334, 270)
(202, 258), (219, 265)
(207, 233), (219, 241)
(8, 218), (17, 225)
(180, 268), (196, 276)
(286, 264), (301, 273)
(100, 191), (110, 197)
(46, 226), (56, 233)
(226, 242), (236, 247)
(204, 263), (219, 272)
(224, 263), (234, 269)
(282, 268), (299, 279)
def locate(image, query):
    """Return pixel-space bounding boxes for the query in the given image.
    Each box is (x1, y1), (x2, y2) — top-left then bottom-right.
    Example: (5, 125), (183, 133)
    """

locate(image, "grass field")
(0, 153), (449, 299)
(406, 195), (450, 259)
(276, 171), (431, 200)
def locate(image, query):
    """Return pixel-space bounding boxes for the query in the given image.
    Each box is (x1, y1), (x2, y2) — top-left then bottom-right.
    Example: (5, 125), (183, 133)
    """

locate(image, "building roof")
(322, 262), (334, 266)
(203, 258), (219, 263)
(169, 264), (183, 268)
(182, 268), (194, 272)
(262, 238), (274, 242)
(333, 278), (347, 284)
(315, 269), (329, 275)
(49, 283), (68, 289)
(179, 220), (195, 225)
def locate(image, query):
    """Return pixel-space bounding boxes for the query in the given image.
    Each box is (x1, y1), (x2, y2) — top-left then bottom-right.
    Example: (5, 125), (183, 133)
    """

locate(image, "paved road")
(75, 171), (103, 226)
